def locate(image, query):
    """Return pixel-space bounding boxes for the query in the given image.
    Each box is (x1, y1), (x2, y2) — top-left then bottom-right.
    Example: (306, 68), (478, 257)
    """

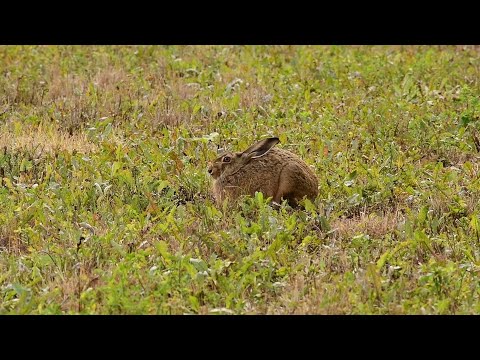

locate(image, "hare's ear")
(242, 137), (280, 160)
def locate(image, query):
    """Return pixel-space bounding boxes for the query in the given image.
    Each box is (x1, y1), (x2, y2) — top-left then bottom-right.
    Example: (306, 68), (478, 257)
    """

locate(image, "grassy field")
(1, 45), (480, 314)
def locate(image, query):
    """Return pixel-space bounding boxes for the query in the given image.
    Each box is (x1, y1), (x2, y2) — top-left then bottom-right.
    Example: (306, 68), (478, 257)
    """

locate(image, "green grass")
(1, 45), (480, 314)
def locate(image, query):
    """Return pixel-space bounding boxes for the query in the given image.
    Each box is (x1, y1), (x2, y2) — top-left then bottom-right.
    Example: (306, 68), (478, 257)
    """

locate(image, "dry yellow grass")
(331, 210), (404, 240)
(0, 123), (97, 155)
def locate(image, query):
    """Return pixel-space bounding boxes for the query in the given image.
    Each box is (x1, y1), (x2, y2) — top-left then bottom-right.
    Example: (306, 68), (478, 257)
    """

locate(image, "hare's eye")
(223, 156), (231, 163)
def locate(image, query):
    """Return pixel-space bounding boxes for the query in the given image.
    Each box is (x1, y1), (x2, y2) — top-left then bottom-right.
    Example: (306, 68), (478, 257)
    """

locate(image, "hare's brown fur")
(208, 138), (318, 207)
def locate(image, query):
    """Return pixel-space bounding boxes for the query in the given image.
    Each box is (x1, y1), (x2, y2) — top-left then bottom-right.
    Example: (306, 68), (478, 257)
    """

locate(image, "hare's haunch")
(208, 137), (318, 207)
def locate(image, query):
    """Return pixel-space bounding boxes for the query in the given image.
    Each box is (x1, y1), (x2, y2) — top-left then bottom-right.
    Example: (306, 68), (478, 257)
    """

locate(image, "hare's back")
(244, 147), (289, 171)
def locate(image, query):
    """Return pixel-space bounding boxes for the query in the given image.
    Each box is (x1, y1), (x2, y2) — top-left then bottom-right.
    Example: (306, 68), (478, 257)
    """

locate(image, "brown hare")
(208, 137), (318, 207)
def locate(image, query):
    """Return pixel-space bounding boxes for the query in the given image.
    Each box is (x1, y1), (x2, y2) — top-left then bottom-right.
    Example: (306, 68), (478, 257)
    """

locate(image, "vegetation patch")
(1, 45), (480, 314)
